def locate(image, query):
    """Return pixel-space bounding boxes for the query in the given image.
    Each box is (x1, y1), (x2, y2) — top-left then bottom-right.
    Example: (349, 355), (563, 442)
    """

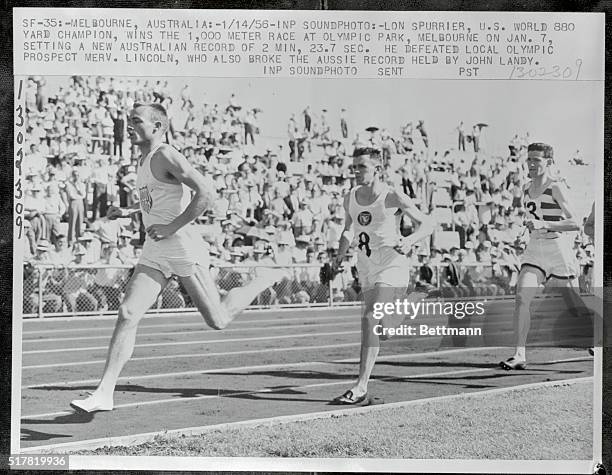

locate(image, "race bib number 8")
(358, 232), (371, 257)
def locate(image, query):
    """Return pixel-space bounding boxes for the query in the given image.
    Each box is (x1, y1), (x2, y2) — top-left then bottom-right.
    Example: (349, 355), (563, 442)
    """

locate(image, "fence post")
(435, 264), (441, 290)
(328, 278), (334, 307)
(38, 267), (43, 318)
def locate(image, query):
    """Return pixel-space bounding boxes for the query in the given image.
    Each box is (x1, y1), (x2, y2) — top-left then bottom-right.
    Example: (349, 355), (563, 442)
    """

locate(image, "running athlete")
(331, 148), (435, 404)
(500, 142), (586, 370)
(71, 104), (284, 412)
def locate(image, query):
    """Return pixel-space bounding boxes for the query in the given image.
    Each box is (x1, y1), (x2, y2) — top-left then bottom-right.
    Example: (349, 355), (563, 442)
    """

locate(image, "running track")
(19, 299), (595, 451)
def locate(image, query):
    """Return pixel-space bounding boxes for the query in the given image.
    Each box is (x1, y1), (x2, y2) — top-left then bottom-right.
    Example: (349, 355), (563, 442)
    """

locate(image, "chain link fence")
(20, 261), (594, 318)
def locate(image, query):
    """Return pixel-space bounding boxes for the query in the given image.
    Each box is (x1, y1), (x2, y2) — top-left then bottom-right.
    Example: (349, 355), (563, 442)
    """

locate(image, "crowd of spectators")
(21, 76), (595, 313)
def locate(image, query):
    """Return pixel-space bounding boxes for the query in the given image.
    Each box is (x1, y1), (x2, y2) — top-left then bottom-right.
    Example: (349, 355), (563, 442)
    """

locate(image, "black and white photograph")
(10, 7), (605, 473)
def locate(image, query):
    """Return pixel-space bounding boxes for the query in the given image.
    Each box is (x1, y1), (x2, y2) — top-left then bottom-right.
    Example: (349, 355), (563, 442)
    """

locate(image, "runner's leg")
(71, 264), (167, 411)
(511, 266), (544, 363)
(345, 284), (396, 398)
(179, 263), (285, 330)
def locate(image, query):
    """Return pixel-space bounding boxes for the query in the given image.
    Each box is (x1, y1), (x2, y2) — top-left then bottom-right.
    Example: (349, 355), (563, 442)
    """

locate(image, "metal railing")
(20, 261), (593, 318)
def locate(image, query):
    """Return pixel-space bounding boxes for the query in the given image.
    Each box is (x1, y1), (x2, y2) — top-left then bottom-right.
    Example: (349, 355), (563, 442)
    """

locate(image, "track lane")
(20, 349), (593, 448)
(19, 306), (596, 450)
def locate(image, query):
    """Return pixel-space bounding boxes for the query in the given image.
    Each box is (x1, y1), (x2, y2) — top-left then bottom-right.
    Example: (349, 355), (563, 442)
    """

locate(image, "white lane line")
(23, 347), (492, 390)
(19, 376), (591, 454)
(23, 330), (361, 355)
(23, 342), (361, 370)
(22, 305), (360, 325)
(22, 319), (357, 344)
(22, 308), (358, 333)
(22, 364), (505, 419)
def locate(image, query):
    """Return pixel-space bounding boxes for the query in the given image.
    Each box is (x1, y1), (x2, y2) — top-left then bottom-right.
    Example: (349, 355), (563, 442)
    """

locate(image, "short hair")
(527, 142), (553, 159)
(132, 102), (169, 134)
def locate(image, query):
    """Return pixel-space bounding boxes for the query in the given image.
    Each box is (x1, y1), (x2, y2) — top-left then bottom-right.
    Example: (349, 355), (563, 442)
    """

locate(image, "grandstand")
(21, 76), (595, 317)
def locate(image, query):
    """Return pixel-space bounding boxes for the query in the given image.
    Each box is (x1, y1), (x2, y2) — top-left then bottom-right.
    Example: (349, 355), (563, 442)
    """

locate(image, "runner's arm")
(387, 190), (436, 247)
(546, 183), (580, 232)
(107, 201), (141, 219)
(161, 146), (216, 233)
(332, 193), (354, 270)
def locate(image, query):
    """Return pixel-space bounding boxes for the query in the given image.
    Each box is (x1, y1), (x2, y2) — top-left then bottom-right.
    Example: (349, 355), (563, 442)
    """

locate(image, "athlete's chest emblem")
(139, 186), (153, 214)
(357, 211), (372, 226)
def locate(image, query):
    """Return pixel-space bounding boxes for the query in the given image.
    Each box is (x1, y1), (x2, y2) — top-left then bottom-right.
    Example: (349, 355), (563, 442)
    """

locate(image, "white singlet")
(521, 181), (577, 279)
(136, 143), (191, 228)
(136, 143), (208, 278)
(348, 185), (408, 289)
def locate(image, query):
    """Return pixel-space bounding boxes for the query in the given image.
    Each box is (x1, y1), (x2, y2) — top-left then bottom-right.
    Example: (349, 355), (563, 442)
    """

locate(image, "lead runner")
(71, 103), (284, 412)
(330, 147), (435, 404)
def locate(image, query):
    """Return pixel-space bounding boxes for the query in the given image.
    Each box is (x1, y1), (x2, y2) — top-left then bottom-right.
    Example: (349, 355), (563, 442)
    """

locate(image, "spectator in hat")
(310, 215), (324, 237)
(267, 189), (291, 221)
(245, 180), (263, 220)
(292, 201), (314, 237)
(477, 192), (494, 230)
(49, 234), (72, 266)
(59, 249), (98, 312)
(274, 237), (294, 265)
(42, 182), (66, 244)
(91, 156), (110, 221)
(302, 106), (312, 134)
(122, 241), (142, 268)
(456, 121), (466, 151)
(25, 142), (48, 177)
(24, 185), (46, 254)
(213, 186), (230, 218)
(463, 240), (478, 263)
(283, 185), (300, 220)
(277, 220), (295, 247)
(243, 109), (256, 146)
(472, 124), (481, 152)
(287, 113), (301, 161)
(120, 164), (138, 206)
(293, 235), (310, 263)
(65, 168), (86, 243)
(476, 242), (492, 265)
(326, 214), (343, 255)
(90, 101), (106, 153)
(101, 109), (114, 155)
(33, 240), (52, 263)
(76, 232), (99, 264)
(117, 230), (133, 264)
(112, 108), (126, 157)
(115, 160), (132, 207)
(92, 211), (123, 247)
(319, 109), (331, 143)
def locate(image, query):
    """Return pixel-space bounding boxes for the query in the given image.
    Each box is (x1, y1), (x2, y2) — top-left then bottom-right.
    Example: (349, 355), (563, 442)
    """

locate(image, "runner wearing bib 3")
(500, 142), (590, 371)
